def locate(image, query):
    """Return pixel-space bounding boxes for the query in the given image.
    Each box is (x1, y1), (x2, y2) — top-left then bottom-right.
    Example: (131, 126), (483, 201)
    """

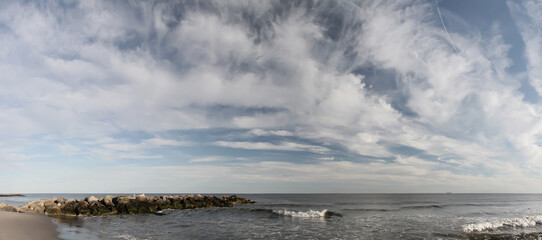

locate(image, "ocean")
(2, 193), (542, 239)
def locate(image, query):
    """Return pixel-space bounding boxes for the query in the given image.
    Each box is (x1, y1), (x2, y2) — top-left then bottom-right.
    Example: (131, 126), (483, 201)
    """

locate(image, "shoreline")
(0, 194), (254, 239)
(0, 211), (59, 240)
(0, 194), (253, 239)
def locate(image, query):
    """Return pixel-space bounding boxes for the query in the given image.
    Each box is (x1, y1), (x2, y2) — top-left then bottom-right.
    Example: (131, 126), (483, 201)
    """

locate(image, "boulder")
(60, 200), (78, 216)
(20, 200), (46, 214)
(136, 195), (148, 202)
(114, 196), (132, 214)
(53, 197), (66, 205)
(88, 201), (110, 215)
(43, 200), (54, 206)
(152, 197), (167, 209)
(45, 205), (62, 215)
(0, 203), (17, 212)
(85, 196), (99, 202)
(76, 200), (90, 216)
(115, 196), (131, 205)
(103, 195), (115, 208)
(126, 196), (155, 214)
(226, 195), (255, 204)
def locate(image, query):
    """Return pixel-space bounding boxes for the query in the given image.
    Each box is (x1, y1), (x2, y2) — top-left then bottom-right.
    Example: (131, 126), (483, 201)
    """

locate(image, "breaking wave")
(463, 216), (542, 232)
(272, 209), (334, 218)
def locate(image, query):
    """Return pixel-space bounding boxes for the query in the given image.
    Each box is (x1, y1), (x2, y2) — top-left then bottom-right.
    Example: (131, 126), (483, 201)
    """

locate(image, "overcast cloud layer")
(1, 0), (542, 193)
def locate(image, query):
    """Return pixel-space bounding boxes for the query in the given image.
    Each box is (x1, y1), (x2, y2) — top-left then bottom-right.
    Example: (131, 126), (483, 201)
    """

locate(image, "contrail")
(436, 0), (459, 53)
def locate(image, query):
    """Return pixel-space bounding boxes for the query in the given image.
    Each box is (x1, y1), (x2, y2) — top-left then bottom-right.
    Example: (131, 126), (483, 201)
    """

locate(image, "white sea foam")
(463, 216), (542, 232)
(112, 233), (152, 240)
(273, 209), (328, 218)
(115, 234), (137, 240)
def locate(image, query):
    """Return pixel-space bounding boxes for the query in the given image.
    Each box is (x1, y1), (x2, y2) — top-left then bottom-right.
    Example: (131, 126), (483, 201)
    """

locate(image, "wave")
(273, 209), (327, 218)
(272, 209), (341, 218)
(401, 204), (443, 210)
(345, 203), (506, 212)
(114, 234), (139, 240)
(398, 203), (511, 211)
(258, 203), (333, 208)
(463, 216), (542, 232)
(465, 232), (542, 240)
(344, 208), (396, 212)
(246, 208), (341, 218)
(444, 203), (512, 207)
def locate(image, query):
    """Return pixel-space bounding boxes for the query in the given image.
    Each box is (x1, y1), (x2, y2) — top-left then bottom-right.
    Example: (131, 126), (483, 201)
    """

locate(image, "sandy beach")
(0, 211), (59, 240)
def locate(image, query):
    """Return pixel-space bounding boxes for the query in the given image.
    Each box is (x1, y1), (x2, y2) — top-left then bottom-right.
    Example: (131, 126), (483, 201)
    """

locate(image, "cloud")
(188, 156), (249, 163)
(189, 156), (227, 163)
(248, 129), (294, 137)
(101, 137), (189, 151)
(317, 157), (335, 161)
(508, 1), (542, 95)
(142, 138), (191, 147)
(0, 0), (542, 192)
(213, 141), (329, 154)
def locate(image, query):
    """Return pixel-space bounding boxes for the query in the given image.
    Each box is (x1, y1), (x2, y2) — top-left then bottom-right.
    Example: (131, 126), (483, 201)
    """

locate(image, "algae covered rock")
(45, 205), (62, 215)
(60, 199), (78, 216)
(76, 200), (90, 215)
(88, 201), (110, 215)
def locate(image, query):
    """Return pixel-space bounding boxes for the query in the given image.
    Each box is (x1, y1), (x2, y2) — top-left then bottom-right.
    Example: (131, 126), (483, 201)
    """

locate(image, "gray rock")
(20, 200), (46, 214)
(85, 196), (99, 202)
(103, 195), (114, 207)
(53, 197), (66, 205)
(0, 203), (17, 212)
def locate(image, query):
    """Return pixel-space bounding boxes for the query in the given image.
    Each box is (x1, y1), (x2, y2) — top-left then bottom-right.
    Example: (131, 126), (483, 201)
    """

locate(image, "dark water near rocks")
(3, 193), (542, 239)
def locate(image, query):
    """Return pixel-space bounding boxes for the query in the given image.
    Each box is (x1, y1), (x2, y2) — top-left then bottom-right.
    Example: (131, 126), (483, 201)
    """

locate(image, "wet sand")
(0, 211), (59, 240)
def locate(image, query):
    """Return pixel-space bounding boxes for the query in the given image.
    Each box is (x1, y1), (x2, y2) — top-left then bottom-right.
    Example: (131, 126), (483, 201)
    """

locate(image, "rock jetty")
(0, 194), (24, 197)
(0, 194), (254, 216)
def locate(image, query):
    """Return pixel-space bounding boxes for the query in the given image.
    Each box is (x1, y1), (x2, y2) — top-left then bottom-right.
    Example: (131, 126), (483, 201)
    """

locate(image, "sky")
(1, 0), (542, 193)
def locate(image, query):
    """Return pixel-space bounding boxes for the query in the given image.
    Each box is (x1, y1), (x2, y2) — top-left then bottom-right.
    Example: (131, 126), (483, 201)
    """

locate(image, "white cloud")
(317, 157), (335, 161)
(142, 138), (191, 147)
(214, 141), (329, 154)
(189, 156), (228, 163)
(0, 0), (541, 192)
(248, 129), (294, 137)
(508, 1), (542, 95)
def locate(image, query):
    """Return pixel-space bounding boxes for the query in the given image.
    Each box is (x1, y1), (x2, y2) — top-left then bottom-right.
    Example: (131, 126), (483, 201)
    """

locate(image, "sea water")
(3, 193), (542, 239)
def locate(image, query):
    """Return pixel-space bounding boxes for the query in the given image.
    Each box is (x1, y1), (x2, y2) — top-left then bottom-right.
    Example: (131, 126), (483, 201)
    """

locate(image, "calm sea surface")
(3, 193), (542, 239)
